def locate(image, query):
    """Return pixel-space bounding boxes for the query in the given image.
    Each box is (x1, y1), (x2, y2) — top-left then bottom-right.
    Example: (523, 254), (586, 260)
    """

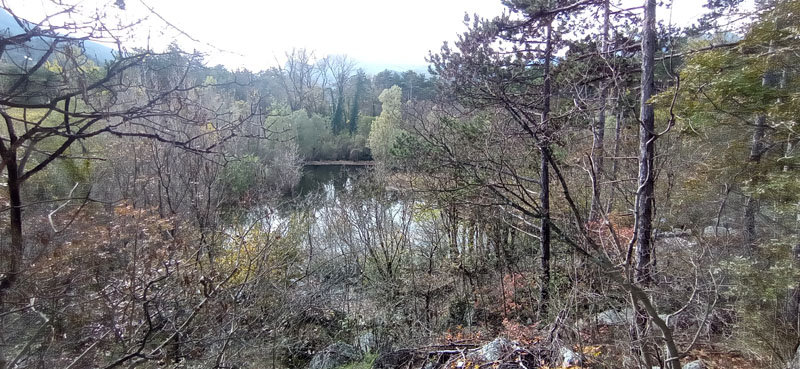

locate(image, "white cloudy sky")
(10, 0), (718, 71)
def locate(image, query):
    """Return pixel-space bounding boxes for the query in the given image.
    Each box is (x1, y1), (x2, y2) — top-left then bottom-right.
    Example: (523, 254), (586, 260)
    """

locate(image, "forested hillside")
(1, 0), (799, 368)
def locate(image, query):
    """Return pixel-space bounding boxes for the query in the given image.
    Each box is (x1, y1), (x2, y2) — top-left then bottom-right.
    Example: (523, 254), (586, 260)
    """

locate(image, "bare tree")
(325, 55), (355, 134)
(274, 48), (321, 112)
(0, 2), (264, 294)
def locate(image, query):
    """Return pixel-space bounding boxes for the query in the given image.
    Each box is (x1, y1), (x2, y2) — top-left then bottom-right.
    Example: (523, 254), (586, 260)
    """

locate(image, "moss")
(338, 352), (378, 369)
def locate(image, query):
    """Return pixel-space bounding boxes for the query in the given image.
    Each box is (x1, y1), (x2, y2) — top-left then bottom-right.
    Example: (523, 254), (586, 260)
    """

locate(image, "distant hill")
(0, 8), (115, 66)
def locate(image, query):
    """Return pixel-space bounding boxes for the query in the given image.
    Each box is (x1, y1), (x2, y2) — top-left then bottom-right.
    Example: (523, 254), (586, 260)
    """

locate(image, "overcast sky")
(11, 0), (717, 71)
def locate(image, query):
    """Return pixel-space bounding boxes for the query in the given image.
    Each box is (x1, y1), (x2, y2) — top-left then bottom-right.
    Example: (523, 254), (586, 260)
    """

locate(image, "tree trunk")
(786, 243), (800, 337)
(589, 0), (611, 222)
(1, 149), (22, 294)
(743, 68), (777, 251)
(0, 108), (23, 296)
(540, 145), (551, 318)
(635, 0), (669, 366)
(743, 113), (765, 251)
(635, 0), (657, 287)
(539, 21), (554, 320)
(606, 102), (624, 214)
(590, 102), (606, 221)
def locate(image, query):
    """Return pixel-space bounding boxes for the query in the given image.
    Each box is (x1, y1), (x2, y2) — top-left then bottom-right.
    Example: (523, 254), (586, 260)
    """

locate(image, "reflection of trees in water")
(295, 165), (366, 200)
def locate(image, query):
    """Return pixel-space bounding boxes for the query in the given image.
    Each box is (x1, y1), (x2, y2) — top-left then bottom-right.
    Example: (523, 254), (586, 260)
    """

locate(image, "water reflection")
(293, 165), (364, 201)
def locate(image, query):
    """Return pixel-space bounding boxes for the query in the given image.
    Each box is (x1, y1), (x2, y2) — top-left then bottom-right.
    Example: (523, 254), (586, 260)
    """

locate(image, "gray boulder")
(702, 226), (738, 237)
(356, 331), (377, 354)
(683, 360), (706, 369)
(309, 342), (363, 369)
(587, 307), (672, 328)
(468, 337), (520, 361)
(596, 307), (634, 326)
(560, 347), (583, 367)
(788, 344), (800, 369)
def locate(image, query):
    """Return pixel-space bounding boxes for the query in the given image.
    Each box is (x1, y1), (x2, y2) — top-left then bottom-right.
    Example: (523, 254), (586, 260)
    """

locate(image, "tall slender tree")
(635, 0), (657, 287)
(631, 0), (663, 367)
(349, 69), (366, 134)
(538, 19), (554, 319)
(589, 0), (612, 221)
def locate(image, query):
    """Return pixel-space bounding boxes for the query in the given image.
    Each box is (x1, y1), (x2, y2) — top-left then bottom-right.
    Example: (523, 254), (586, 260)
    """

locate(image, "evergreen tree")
(331, 93), (346, 134)
(349, 70), (365, 134)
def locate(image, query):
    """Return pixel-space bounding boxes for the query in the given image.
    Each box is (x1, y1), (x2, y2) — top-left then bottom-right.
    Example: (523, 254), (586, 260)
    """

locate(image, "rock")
(356, 332), (377, 354)
(702, 226), (738, 237)
(654, 229), (692, 239)
(595, 307), (634, 326)
(788, 344), (800, 369)
(309, 342), (362, 369)
(683, 360), (706, 369)
(468, 337), (520, 362)
(584, 308), (672, 329)
(560, 347), (583, 367)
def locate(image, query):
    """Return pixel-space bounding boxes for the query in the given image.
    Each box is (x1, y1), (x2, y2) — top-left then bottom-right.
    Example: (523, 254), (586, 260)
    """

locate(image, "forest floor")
(394, 328), (771, 369)
(682, 344), (769, 368)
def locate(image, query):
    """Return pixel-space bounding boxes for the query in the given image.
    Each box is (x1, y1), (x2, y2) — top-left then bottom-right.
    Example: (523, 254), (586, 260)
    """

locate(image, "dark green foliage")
(349, 70), (366, 134)
(332, 93), (346, 135)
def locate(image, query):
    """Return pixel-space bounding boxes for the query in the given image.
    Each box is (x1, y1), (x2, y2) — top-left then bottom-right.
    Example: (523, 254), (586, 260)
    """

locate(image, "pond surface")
(293, 164), (368, 199)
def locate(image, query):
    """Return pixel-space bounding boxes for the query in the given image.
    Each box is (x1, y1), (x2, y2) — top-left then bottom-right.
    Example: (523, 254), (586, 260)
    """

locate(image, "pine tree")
(331, 93), (346, 134)
(349, 70), (365, 134)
